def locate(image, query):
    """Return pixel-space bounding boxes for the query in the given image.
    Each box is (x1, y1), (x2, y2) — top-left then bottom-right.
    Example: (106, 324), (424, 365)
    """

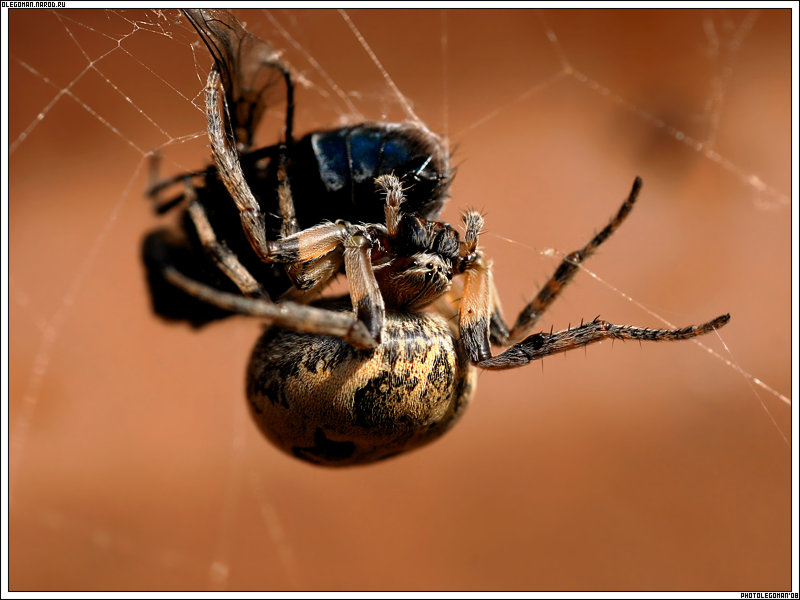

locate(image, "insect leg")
(275, 61), (295, 148)
(146, 151), (208, 215)
(477, 314), (730, 370)
(508, 177), (642, 342)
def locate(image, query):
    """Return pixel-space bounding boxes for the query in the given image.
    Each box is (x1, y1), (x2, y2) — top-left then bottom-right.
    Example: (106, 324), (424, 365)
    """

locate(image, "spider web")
(6, 7), (794, 592)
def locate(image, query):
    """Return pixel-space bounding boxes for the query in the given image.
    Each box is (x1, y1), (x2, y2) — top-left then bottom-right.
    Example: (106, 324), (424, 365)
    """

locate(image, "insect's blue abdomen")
(312, 124), (428, 191)
(291, 122), (450, 227)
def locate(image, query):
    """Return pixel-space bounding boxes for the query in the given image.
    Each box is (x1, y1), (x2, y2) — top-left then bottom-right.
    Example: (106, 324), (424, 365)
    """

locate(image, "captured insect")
(143, 9), (730, 466)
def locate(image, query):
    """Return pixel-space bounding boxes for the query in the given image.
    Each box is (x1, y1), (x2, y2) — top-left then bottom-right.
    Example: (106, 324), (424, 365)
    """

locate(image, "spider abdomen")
(247, 309), (475, 466)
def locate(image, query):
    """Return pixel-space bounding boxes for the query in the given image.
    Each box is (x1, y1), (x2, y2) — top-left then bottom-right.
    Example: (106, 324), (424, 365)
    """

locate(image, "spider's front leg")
(205, 65), (339, 298)
(272, 222), (386, 342)
(275, 145), (342, 298)
(205, 68), (273, 259)
(165, 219), (387, 348)
(457, 211), (730, 370)
(177, 67), (387, 347)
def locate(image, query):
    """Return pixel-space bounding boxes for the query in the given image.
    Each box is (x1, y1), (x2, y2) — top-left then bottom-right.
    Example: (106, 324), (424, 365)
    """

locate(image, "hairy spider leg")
(376, 173), (404, 236)
(454, 210), (494, 362)
(344, 234), (385, 341)
(429, 276), (509, 346)
(459, 256), (495, 363)
(496, 177), (643, 344)
(162, 267), (376, 349)
(159, 210), (389, 348)
(274, 141), (343, 297)
(163, 214), (388, 347)
(477, 314), (730, 370)
(206, 68), (344, 279)
(457, 203), (730, 368)
(183, 182), (267, 299)
(205, 68), (273, 260)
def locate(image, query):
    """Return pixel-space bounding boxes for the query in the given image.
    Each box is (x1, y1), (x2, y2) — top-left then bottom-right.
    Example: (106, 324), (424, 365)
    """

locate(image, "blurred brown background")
(9, 9), (791, 591)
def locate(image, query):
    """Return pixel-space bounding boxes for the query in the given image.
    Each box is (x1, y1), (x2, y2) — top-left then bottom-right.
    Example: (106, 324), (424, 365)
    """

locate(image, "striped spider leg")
(456, 179), (730, 369)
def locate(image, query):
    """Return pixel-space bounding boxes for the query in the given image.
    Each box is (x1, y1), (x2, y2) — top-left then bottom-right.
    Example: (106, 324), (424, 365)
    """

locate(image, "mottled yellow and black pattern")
(247, 305), (475, 466)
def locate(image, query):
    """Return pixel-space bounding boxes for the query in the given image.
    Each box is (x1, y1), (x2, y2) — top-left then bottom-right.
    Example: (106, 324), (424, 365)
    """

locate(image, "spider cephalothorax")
(143, 9), (730, 466)
(366, 176), (462, 312)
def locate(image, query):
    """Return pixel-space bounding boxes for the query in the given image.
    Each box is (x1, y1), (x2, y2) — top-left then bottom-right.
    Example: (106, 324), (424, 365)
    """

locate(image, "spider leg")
(274, 146), (341, 296)
(280, 255), (342, 300)
(344, 233), (385, 342)
(489, 271), (511, 345)
(205, 67), (274, 261)
(184, 211), (385, 342)
(166, 187), (385, 345)
(454, 209), (510, 346)
(376, 173), (404, 236)
(459, 256), (495, 362)
(205, 66), (338, 273)
(429, 278), (508, 346)
(183, 182), (268, 299)
(145, 144), (284, 215)
(156, 205), (385, 345)
(508, 177), (642, 342)
(163, 267), (378, 349)
(203, 67), (387, 343)
(456, 210), (493, 362)
(457, 207), (730, 367)
(277, 153), (299, 237)
(477, 314), (730, 370)
(460, 258), (730, 368)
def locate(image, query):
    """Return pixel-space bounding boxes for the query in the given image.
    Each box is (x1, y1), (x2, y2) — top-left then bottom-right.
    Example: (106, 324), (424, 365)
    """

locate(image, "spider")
(143, 9), (730, 466)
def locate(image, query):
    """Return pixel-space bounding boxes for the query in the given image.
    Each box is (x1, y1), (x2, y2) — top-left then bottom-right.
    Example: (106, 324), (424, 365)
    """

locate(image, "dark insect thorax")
(285, 122), (451, 228)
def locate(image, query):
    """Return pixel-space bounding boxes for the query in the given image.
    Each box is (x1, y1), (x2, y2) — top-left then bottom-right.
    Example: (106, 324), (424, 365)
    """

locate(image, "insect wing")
(183, 9), (288, 150)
